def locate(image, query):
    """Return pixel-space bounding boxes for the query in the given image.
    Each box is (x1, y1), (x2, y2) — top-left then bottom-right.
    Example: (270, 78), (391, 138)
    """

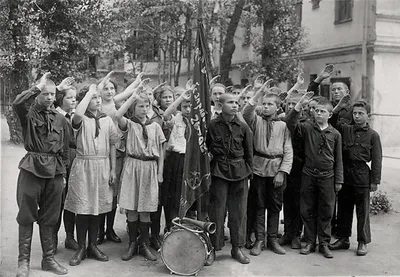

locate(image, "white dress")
(118, 118), (166, 212)
(64, 115), (119, 215)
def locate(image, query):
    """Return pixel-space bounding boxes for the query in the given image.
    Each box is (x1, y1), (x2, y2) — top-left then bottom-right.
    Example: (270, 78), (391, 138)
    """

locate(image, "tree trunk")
(6, 0), (30, 144)
(174, 40), (184, 86)
(219, 0), (246, 84)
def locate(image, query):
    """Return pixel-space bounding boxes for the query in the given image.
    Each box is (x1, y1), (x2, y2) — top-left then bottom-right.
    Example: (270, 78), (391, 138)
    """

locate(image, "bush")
(370, 190), (392, 215)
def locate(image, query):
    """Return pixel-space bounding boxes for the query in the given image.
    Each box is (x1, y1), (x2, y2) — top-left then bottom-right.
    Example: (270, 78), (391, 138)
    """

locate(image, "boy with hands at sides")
(286, 92), (343, 259)
(242, 80), (293, 257)
(329, 95), (382, 256)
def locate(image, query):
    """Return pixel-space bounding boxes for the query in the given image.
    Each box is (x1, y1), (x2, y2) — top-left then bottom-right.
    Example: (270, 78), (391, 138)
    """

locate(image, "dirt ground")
(1, 116), (400, 277)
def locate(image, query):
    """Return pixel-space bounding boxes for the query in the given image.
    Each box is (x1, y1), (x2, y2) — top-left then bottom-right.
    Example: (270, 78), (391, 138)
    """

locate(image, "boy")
(286, 93), (343, 259)
(206, 93), (253, 264)
(13, 72), (69, 276)
(279, 92), (305, 249)
(242, 81), (293, 256)
(329, 97), (382, 256)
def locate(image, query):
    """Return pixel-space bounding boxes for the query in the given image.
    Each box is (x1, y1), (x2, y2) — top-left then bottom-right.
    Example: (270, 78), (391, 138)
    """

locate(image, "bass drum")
(160, 227), (212, 276)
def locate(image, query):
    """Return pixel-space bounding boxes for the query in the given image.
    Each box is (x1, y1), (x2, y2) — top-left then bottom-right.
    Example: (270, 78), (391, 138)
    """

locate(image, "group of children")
(13, 63), (382, 276)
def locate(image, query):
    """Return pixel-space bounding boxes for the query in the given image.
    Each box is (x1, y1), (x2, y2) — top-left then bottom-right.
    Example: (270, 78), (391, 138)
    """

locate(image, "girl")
(115, 87), (165, 262)
(96, 71), (144, 245)
(161, 89), (192, 231)
(53, 77), (79, 252)
(64, 84), (119, 266)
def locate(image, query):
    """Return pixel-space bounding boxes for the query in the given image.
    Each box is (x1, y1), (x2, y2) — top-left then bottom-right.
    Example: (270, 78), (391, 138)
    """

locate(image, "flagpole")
(196, 0), (204, 222)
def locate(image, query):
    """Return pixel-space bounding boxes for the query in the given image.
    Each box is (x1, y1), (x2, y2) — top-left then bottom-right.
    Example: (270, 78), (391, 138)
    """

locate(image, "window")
(311, 0), (321, 10)
(294, 0), (303, 26)
(335, 0), (353, 24)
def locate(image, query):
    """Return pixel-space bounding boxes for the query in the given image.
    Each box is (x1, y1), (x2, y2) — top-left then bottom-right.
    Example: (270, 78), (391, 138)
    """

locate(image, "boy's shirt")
(286, 109), (343, 184)
(331, 115), (382, 186)
(242, 101), (293, 177)
(206, 114), (253, 181)
(13, 87), (71, 178)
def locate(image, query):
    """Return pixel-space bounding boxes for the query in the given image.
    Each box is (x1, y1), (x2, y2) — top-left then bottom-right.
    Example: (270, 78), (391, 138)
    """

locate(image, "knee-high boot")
(69, 215), (88, 266)
(87, 215), (108, 261)
(64, 210), (79, 250)
(139, 221), (157, 261)
(106, 208), (121, 243)
(150, 206), (162, 250)
(121, 221), (138, 261)
(39, 225), (68, 275)
(96, 213), (106, 244)
(16, 224), (33, 277)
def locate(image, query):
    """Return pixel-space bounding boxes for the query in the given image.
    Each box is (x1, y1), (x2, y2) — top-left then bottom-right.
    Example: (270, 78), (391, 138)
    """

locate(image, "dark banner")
(179, 22), (211, 219)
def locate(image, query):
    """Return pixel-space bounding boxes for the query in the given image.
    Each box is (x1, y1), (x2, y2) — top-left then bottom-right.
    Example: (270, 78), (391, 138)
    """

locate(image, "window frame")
(334, 0), (353, 25)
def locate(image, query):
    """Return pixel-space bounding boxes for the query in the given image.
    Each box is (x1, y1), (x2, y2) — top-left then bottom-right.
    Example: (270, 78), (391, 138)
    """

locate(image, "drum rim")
(160, 228), (208, 276)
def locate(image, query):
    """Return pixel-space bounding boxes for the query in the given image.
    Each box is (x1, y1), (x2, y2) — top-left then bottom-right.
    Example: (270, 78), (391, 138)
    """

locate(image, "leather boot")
(150, 207), (161, 251)
(328, 237), (350, 250)
(39, 225), (68, 275)
(53, 233), (58, 254)
(250, 240), (264, 256)
(69, 244), (87, 266)
(87, 216), (108, 261)
(291, 236), (302, 249)
(122, 221), (138, 261)
(106, 209), (121, 243)
(138, 222), (157, 261)
(300, 242), (316, 255)
(231, 246), (250, 264)
(278, 234), (292, 246)
(69, 218), (88, 266)
(64, 218), (79, 250)
(356, 242), (367, 256)
(96, 214), (106, 245)
(319, 244), (334, 258)
(16, 224), (33, 277)
(267, 236), (286, 255)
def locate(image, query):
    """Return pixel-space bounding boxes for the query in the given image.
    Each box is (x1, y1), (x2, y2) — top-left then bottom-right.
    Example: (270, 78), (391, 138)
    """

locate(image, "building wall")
(302, 0), (365, 53)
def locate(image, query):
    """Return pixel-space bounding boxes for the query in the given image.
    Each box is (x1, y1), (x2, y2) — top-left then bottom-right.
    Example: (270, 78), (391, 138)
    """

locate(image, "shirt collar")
(33, 103), (57, 115)
(215, 113), (241, 126)
(313, 122), (334, 133)
(354, 123), (370, 131)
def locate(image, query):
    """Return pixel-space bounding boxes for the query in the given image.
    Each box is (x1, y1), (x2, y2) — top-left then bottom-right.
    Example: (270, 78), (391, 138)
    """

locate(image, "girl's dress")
(64, 115), (119, 215)
(118, 118), (166, 212)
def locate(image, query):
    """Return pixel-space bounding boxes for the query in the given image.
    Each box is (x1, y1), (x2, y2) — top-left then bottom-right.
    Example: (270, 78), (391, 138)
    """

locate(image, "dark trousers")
(250, 175), (285, 240)
(300, 174), (335, 246)
(283, 172), (303, 238)
(209, 176), (248, 250)
(16, 169), (64, 226)
(246, 181), (256, 236)
(336, 185), (371, 243)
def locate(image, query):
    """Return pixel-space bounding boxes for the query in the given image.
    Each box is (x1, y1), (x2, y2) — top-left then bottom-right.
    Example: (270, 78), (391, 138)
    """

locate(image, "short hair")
(310, 95), (323, 102)
(127, 92), (151, 115)
(155, 85), (175, 105)
(315, 97), (333, 112)
(54, 87), (77, 108)
(263, 93), (282, 106)
(232, 84), (243, 90)
(219, 93), (238, 104)
(333, 81), (350, 91)
(173, 86), (186, 97)
(353, 100), (371, 114)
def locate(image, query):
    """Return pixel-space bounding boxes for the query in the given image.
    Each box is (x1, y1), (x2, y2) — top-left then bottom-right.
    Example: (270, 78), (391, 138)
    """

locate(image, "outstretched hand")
(209, 75), (220, 86)
(186, 79), (193, 90)
(296, 73), (305, 86)
(57, 77), (75, 91)
(239, 85), (252, 98)
(152, 82), (167, 95)
(298, 91), (314, 106)
(336, 94), (351, 110)
(254, 74), (266, 89)
(98, 70), (114, 91)
(36, 72), (51, 91)
(319, 64), (334, 80)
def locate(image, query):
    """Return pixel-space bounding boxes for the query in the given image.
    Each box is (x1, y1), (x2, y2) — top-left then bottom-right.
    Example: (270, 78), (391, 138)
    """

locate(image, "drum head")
(161, 229), (207, 275)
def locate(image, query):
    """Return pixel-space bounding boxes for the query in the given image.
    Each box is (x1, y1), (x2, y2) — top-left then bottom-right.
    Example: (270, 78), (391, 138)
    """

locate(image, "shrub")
(370, 190), (392, 215)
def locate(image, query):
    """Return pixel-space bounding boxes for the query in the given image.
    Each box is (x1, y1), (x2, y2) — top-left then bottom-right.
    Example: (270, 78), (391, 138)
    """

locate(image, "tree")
(250, 0), (308, 82)
(0, 0), (119, 143)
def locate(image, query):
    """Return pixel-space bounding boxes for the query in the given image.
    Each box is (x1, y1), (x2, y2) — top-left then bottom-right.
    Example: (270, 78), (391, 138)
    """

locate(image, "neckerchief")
(35, 104), (57, 136)
(129, 115), (152, 144)
(84, 110), (107, 138)
(260, 113), (280, 146)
